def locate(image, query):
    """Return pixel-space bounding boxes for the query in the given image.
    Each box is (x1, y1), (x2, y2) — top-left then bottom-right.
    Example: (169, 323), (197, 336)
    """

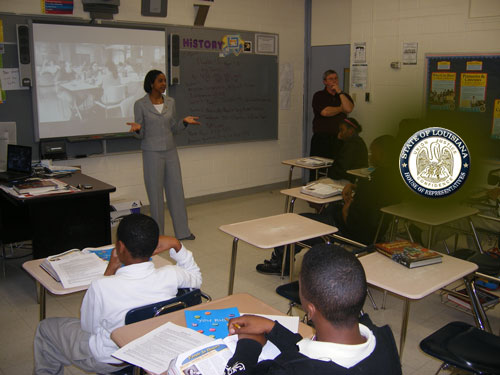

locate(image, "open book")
(40, 245), (113, 288)
(113, 315), (299, 375)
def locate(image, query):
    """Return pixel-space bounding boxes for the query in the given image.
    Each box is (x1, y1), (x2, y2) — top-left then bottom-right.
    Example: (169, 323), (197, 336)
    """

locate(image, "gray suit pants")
(33, 317), (125, 375)
(143, 148), (191, 238)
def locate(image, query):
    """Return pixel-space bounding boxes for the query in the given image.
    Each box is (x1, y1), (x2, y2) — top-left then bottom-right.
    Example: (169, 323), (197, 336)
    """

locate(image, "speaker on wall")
(16, 24), (32, 87)
(169, 34), (180, 85)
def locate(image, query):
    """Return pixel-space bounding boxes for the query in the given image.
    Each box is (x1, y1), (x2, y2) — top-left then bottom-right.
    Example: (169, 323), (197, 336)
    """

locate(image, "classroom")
(1, 1), (499, 374)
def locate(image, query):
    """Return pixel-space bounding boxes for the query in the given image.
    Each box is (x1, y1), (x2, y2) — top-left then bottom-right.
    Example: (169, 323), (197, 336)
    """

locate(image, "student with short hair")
(225, 244), (402, 375)
(33, 213), (202, 375)
(327, 117), (368, 182)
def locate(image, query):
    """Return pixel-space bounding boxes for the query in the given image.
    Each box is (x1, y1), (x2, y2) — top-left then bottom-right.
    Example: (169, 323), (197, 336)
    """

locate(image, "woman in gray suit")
(127, 70), (199, 240)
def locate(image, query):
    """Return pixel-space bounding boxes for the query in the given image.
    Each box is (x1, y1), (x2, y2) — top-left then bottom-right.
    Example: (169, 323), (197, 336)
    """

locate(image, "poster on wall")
(437, 61), (451, 70)
(459, 72), (487, 112)
(429, 72), (456, 110)
(492, 99), (500, 139)
(351, 64), (368, 89)
(402, 42), (418, 65)
(466, 60), (483, 71)
(353, 42), (366, 64)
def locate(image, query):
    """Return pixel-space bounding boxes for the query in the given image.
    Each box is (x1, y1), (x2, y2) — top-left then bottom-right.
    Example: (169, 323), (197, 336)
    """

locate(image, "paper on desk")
(49, 252), (108, 288)
(112, 322), (213, 375)
(223, 313), (300, 362)
(242, 313), (299, 333)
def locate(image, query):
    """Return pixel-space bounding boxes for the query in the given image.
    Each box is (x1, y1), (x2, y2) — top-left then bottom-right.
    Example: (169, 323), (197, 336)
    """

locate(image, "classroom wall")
(345, 0), (500, 146)
(311, 0), (352, 46)
(1, 0), (305, 203)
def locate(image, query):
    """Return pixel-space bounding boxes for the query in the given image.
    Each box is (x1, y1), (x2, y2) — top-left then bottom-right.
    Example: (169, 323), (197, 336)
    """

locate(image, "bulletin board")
(425, 53), (500, 160)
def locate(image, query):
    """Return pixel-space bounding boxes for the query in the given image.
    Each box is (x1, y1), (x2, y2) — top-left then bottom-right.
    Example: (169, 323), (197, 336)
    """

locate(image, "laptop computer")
(0, 144), (32, 182)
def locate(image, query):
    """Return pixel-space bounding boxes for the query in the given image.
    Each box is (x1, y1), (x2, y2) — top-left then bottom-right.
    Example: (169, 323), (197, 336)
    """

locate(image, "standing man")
(310, 70), (354, 179)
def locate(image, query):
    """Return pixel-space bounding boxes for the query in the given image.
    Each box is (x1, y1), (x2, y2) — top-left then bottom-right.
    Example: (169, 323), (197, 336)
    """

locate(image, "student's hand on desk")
(183, 116), (201, 125)
(154, 235), (181, 255)
(104, 248), (122, 276)
(228, 315), (275, 336)
(126, 122), (142, 132)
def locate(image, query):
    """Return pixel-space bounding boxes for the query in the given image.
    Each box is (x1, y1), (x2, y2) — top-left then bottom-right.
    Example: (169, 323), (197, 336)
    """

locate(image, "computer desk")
(0, 173), (116, 259)
(23, 255), (171, 321)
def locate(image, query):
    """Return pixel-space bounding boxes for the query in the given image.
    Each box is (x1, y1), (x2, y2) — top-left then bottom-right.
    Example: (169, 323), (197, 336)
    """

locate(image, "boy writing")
(34, 213), (202, 375)
(226, 244), (402, 374)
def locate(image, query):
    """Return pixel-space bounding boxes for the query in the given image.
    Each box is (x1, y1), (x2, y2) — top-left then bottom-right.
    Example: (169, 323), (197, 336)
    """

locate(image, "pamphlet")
(185, 307), (240, 339)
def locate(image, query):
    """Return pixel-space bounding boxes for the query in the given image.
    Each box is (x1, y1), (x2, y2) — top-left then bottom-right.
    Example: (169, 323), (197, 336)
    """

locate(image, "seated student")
(226, 244), (402, 375)
(33, 213), (202, 375)
(327, 117), (368, 182)
(257, 135), (403, 275)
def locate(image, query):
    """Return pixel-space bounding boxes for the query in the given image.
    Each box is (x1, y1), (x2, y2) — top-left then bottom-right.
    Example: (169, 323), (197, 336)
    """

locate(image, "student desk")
(281, 157), (333, 211)
(374, 202), (483, 252)
(0, 173), (116, 259)
(347, 167), (373, 180)
(111, 293), (314, 348)
(280, 186), (342, 213)
(280, 178), (348, 213)
(358, 252), (487, 357)
(219, 213), (338, 294)
(23, 255), (171, 321)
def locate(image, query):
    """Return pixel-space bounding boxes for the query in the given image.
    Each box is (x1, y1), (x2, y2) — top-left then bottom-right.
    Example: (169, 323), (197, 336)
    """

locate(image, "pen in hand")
(225, 317), (241, 329)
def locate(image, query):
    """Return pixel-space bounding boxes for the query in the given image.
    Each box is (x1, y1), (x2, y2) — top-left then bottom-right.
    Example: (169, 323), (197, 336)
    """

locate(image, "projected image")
(33, 24), (165, 139)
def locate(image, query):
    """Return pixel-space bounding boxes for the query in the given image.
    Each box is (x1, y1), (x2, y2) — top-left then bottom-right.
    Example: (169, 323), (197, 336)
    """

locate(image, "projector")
(82, 0), (120, 19)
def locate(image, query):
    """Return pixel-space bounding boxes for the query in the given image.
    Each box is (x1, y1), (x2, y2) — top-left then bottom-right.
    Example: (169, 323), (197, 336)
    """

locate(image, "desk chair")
(109, 288), (212, 375)
(420, 321), (500, 375)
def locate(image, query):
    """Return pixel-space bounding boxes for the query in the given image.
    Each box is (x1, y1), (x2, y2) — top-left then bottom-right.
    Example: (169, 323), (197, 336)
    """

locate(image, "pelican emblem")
(416, 140), (454, 183)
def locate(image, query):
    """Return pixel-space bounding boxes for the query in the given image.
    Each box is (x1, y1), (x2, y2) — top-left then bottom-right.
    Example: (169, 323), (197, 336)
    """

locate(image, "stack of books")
(300, 182), (342, 198)
(13, 179), (58, 194)
(376, 240), (443, 268)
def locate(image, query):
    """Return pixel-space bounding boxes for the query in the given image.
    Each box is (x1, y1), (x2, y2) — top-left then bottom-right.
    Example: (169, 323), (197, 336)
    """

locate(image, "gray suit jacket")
(133, 94), (185, 151)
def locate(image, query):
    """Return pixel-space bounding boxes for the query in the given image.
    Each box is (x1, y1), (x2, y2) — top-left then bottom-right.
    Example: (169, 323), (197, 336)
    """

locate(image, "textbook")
(376, 240), (443, 268)
(13, 179), (58, 194)
(113, 315), (299, 375)
(446, 287), (499, 310)
(300, 182), (342, 199)
(40, 245), (113, 288)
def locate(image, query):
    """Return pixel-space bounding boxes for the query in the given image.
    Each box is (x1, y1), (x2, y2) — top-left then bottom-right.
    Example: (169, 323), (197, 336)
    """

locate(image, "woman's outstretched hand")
(183, 116), (201, 125)
(126, 122), (142, 132)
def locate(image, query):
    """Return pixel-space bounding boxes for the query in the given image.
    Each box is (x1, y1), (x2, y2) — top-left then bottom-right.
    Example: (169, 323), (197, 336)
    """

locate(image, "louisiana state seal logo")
(400, 127), (470, 198)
